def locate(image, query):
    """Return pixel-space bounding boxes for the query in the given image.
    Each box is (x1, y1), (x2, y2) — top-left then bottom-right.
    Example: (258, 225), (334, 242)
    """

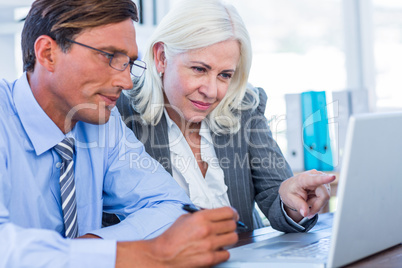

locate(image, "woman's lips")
(191, 100), (212, 111)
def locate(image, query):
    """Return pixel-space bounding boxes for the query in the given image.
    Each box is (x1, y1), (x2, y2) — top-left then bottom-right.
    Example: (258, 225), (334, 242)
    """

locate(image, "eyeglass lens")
(110, 52), (146, 77)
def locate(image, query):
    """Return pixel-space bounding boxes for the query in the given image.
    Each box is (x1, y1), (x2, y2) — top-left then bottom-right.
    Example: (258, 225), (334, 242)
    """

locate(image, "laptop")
(217, 112), (402, 268)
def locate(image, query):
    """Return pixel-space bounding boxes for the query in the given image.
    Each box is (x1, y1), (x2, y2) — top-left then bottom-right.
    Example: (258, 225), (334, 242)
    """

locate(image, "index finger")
(301, 173), (336, 189)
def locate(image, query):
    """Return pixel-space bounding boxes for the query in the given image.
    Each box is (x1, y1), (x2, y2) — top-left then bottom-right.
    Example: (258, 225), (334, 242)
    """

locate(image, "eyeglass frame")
(64, 38), (146, 77)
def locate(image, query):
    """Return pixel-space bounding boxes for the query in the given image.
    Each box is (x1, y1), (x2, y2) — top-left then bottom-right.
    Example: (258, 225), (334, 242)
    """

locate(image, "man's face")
(48, 19), (137, 129)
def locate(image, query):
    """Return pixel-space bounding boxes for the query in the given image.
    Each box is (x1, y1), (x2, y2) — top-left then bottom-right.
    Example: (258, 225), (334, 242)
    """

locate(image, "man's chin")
(80, 110), (112, 126)
(95, 114), (112, 125)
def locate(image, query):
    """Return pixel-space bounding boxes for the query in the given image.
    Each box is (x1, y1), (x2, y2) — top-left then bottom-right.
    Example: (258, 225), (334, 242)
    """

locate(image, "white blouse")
(164, 110), (231, 209)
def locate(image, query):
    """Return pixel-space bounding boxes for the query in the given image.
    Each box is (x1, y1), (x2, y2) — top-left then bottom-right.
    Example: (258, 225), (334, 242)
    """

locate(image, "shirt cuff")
(70, 238), (116, 268)
(280, 200), (308, 232)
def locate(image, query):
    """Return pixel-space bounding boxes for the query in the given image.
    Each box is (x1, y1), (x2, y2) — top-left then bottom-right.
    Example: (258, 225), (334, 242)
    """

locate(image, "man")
(0, 0), (238, 267)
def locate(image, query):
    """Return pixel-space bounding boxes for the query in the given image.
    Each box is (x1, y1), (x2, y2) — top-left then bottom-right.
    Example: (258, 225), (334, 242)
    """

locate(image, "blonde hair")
(126, 0), (258, 134)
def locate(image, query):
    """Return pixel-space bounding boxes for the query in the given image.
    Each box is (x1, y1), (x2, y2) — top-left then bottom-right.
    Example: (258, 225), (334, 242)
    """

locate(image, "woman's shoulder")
(242, 86), (268, 115)
(116, 92), (139, 118)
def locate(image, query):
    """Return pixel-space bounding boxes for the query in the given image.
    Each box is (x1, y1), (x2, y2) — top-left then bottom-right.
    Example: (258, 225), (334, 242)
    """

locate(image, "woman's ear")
(34, 35), (59, 72)
(153, 42), (166, 73)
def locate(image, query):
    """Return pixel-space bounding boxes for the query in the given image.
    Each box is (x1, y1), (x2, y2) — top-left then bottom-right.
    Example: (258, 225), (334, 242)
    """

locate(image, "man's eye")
(102, 53), (113, 60)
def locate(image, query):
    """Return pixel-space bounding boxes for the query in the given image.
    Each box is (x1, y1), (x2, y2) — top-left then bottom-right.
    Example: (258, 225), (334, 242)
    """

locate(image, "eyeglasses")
(65, 38), (146, 77)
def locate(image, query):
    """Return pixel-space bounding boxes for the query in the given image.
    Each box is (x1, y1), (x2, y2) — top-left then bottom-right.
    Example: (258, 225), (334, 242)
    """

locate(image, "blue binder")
(301, 91), (333, 171)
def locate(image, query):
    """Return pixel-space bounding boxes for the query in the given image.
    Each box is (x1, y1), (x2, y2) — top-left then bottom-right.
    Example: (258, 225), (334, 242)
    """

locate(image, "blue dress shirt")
(0, 74), (191, 267)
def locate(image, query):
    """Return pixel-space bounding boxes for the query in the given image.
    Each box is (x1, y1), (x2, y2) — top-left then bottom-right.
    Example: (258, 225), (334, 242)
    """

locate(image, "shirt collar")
(14, 73), (66, 155)
(199, 120), (213, 145)
(163, 109), (175, 131)
(163, 109), (213, 145)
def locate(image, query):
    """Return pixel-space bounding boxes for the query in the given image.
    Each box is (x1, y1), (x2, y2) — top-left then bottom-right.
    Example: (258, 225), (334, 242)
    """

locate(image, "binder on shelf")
(350, 89), (369, 114)
(301, 91), (333, 171)
(331, 89), (369, 170)
(285, 94), (304, 172)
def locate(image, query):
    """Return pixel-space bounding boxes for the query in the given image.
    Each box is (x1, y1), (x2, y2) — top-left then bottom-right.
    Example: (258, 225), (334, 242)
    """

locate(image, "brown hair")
(22, 0), (139, 72)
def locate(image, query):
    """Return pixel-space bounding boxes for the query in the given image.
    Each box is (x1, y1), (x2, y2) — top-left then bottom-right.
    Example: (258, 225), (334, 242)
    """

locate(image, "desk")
(228, 213), (402, 267)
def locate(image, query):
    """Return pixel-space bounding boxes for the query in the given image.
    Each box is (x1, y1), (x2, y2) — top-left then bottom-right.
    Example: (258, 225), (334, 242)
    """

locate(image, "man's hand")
(278, 170), (336, 222)
(115, 206), (239, 267)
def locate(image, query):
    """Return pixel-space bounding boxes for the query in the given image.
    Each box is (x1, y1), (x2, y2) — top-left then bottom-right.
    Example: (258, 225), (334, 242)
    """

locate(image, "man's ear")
(153, 42), (166, 73)
(34, 35), (59, 72)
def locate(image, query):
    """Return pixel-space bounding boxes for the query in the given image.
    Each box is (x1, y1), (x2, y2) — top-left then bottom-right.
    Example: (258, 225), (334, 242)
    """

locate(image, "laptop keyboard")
(267, 238), (331, 260)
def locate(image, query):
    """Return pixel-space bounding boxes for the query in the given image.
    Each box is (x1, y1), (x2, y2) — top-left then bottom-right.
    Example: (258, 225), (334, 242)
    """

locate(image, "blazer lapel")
(142, 113), (173, 175)
(213, 130), (255, 230)
(213, 133), (235, 206)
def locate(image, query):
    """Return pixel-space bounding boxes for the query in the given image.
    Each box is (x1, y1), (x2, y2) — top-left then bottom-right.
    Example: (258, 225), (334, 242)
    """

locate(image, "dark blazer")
(112, 87), (317, 232)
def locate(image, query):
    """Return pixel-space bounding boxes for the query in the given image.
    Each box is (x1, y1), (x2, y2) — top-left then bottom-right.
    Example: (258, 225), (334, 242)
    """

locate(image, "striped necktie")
(54, 137), (79, 238)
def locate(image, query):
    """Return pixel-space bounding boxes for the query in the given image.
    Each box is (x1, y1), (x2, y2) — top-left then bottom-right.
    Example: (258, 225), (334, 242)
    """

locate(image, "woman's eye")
(192, 66), (206, 73)
(220, 73), (233, 79)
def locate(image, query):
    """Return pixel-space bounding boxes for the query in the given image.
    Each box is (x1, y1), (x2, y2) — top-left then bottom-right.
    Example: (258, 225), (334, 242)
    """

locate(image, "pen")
(182, 204), (248, 229)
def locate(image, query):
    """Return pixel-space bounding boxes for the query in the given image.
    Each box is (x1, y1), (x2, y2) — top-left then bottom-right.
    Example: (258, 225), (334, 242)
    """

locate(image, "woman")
(115, 0), (334, 232)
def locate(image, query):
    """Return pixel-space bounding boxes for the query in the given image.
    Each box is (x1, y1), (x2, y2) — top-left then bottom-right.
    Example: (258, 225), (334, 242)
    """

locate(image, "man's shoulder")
(0, 78), (17, 117)
(0, 79), (20, 147)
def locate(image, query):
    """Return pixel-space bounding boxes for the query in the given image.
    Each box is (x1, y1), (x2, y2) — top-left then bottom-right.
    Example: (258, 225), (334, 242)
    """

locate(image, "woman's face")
(161, 40), (240, 128)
